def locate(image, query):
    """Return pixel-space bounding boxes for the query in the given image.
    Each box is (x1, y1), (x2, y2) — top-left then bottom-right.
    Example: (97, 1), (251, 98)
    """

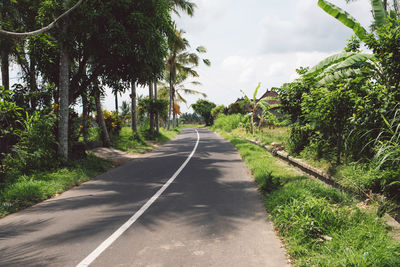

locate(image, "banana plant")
(318, 0), (368, 41)
(242, 83), (278, 135)
(311, 0), (400, 86)
(306, 52), (375, 86)
(318, 0), (392, 42)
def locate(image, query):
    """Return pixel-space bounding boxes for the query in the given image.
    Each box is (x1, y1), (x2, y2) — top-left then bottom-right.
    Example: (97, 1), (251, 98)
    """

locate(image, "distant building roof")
(258, 91), (280, 105)
(234, 97), (245, 103)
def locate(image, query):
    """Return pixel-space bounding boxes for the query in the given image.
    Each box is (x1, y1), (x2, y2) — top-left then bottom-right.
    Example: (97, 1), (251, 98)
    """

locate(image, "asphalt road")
(0, 128), (289, 267)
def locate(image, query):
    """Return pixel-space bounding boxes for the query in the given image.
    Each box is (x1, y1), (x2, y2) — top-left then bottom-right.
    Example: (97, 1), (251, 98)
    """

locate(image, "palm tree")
(165, 29), (210, 128)
(158, 72), (206, 110)
(120, 100), (130, 122)
(168, 0), (197, 17)
(124, 1), (196, 135)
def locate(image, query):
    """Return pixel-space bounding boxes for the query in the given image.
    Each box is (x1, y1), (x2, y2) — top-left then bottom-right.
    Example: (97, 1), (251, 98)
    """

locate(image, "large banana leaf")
(306, 52), (355, 76)
(318, 0), (367, 41)
(371, 0), (387, 28)
(317, 68), (366, 85)
(321, 53), (374, 74)
(253, 82), (261, 102)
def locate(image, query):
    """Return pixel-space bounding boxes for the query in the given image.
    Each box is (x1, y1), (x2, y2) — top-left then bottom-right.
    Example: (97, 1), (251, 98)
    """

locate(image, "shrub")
(0, 86), (23, 156)
(227, 99), (250, 115)
(211, 105), (226, 119)
(212, 114), (245, 132)
(287, 123), (312, 155)
(2, 112), (58, 178)
(102, 110), (122, 136)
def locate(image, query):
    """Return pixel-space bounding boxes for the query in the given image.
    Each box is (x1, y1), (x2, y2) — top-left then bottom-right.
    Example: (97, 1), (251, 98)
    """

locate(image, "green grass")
(0, 126), (182, 218)
(0, 154), (112, 218)
(111, 126), (181, 153)
(212, 114), (244, 132)
(231, 127), (289, 146)
(156, 127), (182, 142)
(218, 130), (400, 266)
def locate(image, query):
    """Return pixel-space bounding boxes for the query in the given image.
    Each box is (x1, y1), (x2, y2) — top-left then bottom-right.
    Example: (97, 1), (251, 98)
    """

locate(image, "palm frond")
(196, 46), (207, 53)
(179, 88), (207, 97)
(169, 0), (197, 17)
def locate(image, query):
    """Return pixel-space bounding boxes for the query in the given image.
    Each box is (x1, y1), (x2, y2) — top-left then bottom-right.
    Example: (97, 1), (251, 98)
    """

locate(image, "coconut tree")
(158, 72), (206, 127)
(158, 72), (206, 106)
(165, 29), (210, 128)
(168, 0), (197, 16)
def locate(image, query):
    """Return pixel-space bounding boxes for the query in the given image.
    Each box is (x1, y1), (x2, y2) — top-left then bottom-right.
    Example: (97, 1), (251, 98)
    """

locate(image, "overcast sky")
(161, 0), (372, 113)
(5, 0), (373, 114)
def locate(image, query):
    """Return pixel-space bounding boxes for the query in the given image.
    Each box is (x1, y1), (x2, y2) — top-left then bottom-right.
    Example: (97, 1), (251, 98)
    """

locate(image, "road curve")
(0, 128), (288, 266)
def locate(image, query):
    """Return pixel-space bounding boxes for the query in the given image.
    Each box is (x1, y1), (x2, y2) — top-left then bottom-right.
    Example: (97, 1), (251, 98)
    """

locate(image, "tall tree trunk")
(172, 97), (176, 128)
(131, 80), (138, 134)
(394, 0), (400, 15)
(154, 79), (159, 134)
(168, 72), (173, 130)
(29, 54), (38, 110)
(81, 92), (89, 144)
(58, 23), (70, 160)
(149, 82), (155, 136)
(94, 86), (111, 147)
(0, 49), (9, 91)
(114, 90), (118, 115)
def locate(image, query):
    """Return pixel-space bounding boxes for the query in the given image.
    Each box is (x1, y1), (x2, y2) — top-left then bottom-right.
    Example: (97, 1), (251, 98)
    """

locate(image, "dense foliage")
(191, 99), (216, 126)
(278, 1), (400, 201)
(0, 0), (205, 210)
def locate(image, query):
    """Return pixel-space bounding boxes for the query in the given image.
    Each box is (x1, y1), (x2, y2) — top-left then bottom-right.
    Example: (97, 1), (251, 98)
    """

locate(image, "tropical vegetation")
(0, 0), (208, 216)
(276, 0), (400, 202)
(209, 0), (400, 264)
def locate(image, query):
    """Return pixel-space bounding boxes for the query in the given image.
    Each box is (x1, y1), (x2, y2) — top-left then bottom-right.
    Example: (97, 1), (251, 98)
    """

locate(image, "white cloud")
(258, 0), (364, 53)
(102, 1), (374, 113)
(218, 51), (333, 97)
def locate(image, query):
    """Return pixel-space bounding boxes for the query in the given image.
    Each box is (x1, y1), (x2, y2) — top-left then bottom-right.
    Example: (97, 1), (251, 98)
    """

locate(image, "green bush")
(2, 112), (58, 178)
(287, 123), (312, 155)
(227, 99), (250, 115)
(211, 105), (225, 119)
(212, 114), (245, 132)
(0, 86), (23, 156)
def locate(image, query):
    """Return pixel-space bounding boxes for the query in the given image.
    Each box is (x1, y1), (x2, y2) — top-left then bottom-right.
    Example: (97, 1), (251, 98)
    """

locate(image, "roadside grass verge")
(0, 126), (182, 218)
(219, 130), (400, 266)
(230, 127), (289, 146)
(111, 126), (181, 153)
(0, 154), (112, 218)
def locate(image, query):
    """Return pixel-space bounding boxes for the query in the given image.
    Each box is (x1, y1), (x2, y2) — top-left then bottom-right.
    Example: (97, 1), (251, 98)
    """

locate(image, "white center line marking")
(76, 129), (200, 267)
